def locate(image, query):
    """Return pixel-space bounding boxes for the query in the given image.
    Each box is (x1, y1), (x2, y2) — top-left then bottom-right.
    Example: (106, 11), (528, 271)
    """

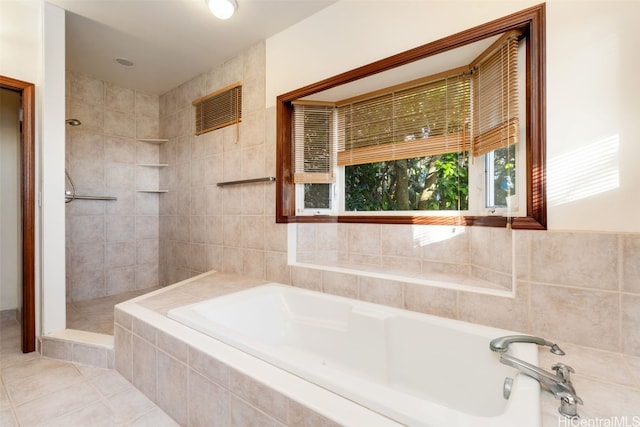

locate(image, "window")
(193, 82), (242, 135)
(276, 4), (546, 229)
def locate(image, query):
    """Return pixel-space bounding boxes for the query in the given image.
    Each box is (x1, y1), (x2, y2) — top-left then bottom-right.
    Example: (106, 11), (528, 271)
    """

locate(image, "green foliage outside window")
(344, 153), (468, 211)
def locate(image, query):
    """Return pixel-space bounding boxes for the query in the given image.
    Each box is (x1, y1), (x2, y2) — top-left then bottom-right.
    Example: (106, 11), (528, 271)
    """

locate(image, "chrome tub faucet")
(490, 334), (565, 355)
(490, 335), (583, 418)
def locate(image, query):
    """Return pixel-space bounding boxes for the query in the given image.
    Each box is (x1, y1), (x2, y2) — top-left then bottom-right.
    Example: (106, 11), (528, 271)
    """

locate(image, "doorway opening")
(0, 76), (36, 353)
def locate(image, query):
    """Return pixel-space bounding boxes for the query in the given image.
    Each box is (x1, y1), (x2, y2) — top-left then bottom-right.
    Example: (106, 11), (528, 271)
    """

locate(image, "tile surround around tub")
(114, 271), (640, 427)
(290, 226), (640, 357)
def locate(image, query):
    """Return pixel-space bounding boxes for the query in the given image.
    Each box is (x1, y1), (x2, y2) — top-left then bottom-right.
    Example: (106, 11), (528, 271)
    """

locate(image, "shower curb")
(40, 329), (114, 369)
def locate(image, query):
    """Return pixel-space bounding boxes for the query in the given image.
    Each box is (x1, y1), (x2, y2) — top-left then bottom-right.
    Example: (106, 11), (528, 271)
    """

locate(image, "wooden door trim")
(1, 75), (36, 353)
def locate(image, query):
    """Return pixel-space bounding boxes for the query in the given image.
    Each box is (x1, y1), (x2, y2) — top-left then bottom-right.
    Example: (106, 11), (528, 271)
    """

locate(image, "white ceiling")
(49, 0), (336, 95)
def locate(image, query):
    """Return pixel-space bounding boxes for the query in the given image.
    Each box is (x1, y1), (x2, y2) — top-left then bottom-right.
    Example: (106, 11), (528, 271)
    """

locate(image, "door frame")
(1, 75), (36, 353)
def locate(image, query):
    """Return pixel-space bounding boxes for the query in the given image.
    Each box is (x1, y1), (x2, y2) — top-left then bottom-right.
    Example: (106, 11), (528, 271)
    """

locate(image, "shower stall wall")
(65, 72), (161, 303)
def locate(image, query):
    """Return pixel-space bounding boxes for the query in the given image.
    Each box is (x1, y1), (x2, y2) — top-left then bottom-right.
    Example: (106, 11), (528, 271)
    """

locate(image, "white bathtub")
(168, 284), (540, 427)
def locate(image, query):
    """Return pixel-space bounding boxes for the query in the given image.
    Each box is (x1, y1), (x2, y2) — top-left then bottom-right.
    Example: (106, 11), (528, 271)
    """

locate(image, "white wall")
(41, 2), (67, 334)
(266, 0), (640, 233)
(0, 88), (21, 311)
(0, 0), (67, 335)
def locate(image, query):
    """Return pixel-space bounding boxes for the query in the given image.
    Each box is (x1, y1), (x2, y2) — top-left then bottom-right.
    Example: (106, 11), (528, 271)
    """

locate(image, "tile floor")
(1, 319), (178, 426)
(67, 288), (160, 335)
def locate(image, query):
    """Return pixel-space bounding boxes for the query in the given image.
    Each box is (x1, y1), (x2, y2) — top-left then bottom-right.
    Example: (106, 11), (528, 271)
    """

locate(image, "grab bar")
(217, 177), (276, 187)
(65, 192), (117, 201)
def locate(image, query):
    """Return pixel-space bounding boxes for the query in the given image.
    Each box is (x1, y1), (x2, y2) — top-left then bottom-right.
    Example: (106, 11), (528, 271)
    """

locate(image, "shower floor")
(66, 287), (160, 335)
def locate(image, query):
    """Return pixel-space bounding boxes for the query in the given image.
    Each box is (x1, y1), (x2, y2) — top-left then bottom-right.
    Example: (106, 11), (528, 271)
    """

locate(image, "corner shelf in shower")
(136, 138), (168, 144)
(137, 190), (169, 193)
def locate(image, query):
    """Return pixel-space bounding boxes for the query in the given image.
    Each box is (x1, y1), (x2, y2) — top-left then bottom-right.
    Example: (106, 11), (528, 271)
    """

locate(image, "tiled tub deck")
(114, 271), (401, 426)
(114, 271), (640, 426)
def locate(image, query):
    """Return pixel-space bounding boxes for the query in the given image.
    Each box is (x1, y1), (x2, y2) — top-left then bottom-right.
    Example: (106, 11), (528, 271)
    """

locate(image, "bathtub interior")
(168, 284), (539, 425)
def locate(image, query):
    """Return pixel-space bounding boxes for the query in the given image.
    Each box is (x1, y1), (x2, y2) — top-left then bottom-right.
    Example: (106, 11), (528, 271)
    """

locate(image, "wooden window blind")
(472, 32), (520, 157)
(193, 82), (242, 136)
(336, 72), (471, 167)
(292, 101), (335, 184)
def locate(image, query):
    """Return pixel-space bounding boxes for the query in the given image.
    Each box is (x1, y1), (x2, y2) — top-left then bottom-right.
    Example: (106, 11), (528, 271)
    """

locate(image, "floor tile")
(13, 381), (101, 426)
(1, 319), (176, 427)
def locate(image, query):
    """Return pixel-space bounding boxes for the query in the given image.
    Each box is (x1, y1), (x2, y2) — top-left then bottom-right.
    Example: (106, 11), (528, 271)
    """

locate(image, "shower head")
(65, 118), (82, 126)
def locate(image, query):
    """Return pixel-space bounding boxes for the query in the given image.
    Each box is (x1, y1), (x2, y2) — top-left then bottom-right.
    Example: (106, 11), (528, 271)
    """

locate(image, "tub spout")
(490, 334), (565, 355)
(499, 353), (582, 418)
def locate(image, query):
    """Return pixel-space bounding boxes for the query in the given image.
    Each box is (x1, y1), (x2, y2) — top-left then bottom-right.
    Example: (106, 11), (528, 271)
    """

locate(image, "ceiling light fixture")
(206, 0), (237, 20)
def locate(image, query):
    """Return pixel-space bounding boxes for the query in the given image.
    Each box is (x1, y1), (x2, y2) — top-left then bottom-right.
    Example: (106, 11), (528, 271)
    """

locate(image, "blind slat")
(337, 73), (471, 166)
(293, 104), (335, 184)
(472, 35), (519, 157)
(194, 84), (242, 135)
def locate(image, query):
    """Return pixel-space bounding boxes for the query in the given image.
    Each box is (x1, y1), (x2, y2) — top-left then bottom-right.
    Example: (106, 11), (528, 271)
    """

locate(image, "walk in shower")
(65, 73), (163, 334)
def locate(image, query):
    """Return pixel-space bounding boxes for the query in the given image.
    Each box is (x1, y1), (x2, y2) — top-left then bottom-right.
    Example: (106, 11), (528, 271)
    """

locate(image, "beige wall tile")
(348, 224), (381, 256)
(105, 215), (134, 243)
(622, 235), (640, 294)
(359, 277), (403, 308)
(288, 400), (341, 427)
(70, 215), (104, 244)
(241, 145), (265, 180)
(106, 191), (136, 215)
(223, 216), (242, 248)
(135, 216), (159, 240)
(106, 162), (135, 189)
(530, 284), (619, 351)
(470, 227), (512, 274)
(264, 221), (287, 252)
(188, 370), (230, 427)
(322, 271), (359, 299)
(72, 344), (109, 368)
(190, 215), (205, 243)
(105, 137), (135, 163)
(622, 295), (640, 356)
(105, 109), (135, 138)
(241, 185), (265, 215)
(243, 249), (265, 279)
(404, 283), (457, 319)
(291, 266), (322, 292)
(156, 351), (188, 425)
(70, 73), (104, 105)
(135, 92), (159, 118)
(189, 347), (229, 387)
(107, 242), (135, 268)
(531, 232), (618, 290)
(380, 224), (422, 259)
(40, 338), (73, 361)
(224, 247), (244, 275)
(229, 369), (289, 424)
(105, 83), (134, 113)
(458, 282), (529, 332)
(135, 264), (159, 290)
(132, 335), (157, 401)
(230, 396), (285, 427)
(420, 226), (469, 263)
(265, 251), (291, 285)
(242, 216), (264, 250)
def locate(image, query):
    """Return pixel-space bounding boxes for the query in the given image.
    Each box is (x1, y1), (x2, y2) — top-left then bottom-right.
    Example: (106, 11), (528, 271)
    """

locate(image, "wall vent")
(193, 82), (242, 135)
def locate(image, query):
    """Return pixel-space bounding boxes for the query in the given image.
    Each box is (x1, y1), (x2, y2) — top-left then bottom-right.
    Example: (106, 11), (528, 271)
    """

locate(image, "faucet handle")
(558, 392), (583, 418)
(552, 363), (575, 381)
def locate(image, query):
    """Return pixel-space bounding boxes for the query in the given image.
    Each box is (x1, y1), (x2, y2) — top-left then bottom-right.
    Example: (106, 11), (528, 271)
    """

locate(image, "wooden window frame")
(276, 3), (546, 230)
